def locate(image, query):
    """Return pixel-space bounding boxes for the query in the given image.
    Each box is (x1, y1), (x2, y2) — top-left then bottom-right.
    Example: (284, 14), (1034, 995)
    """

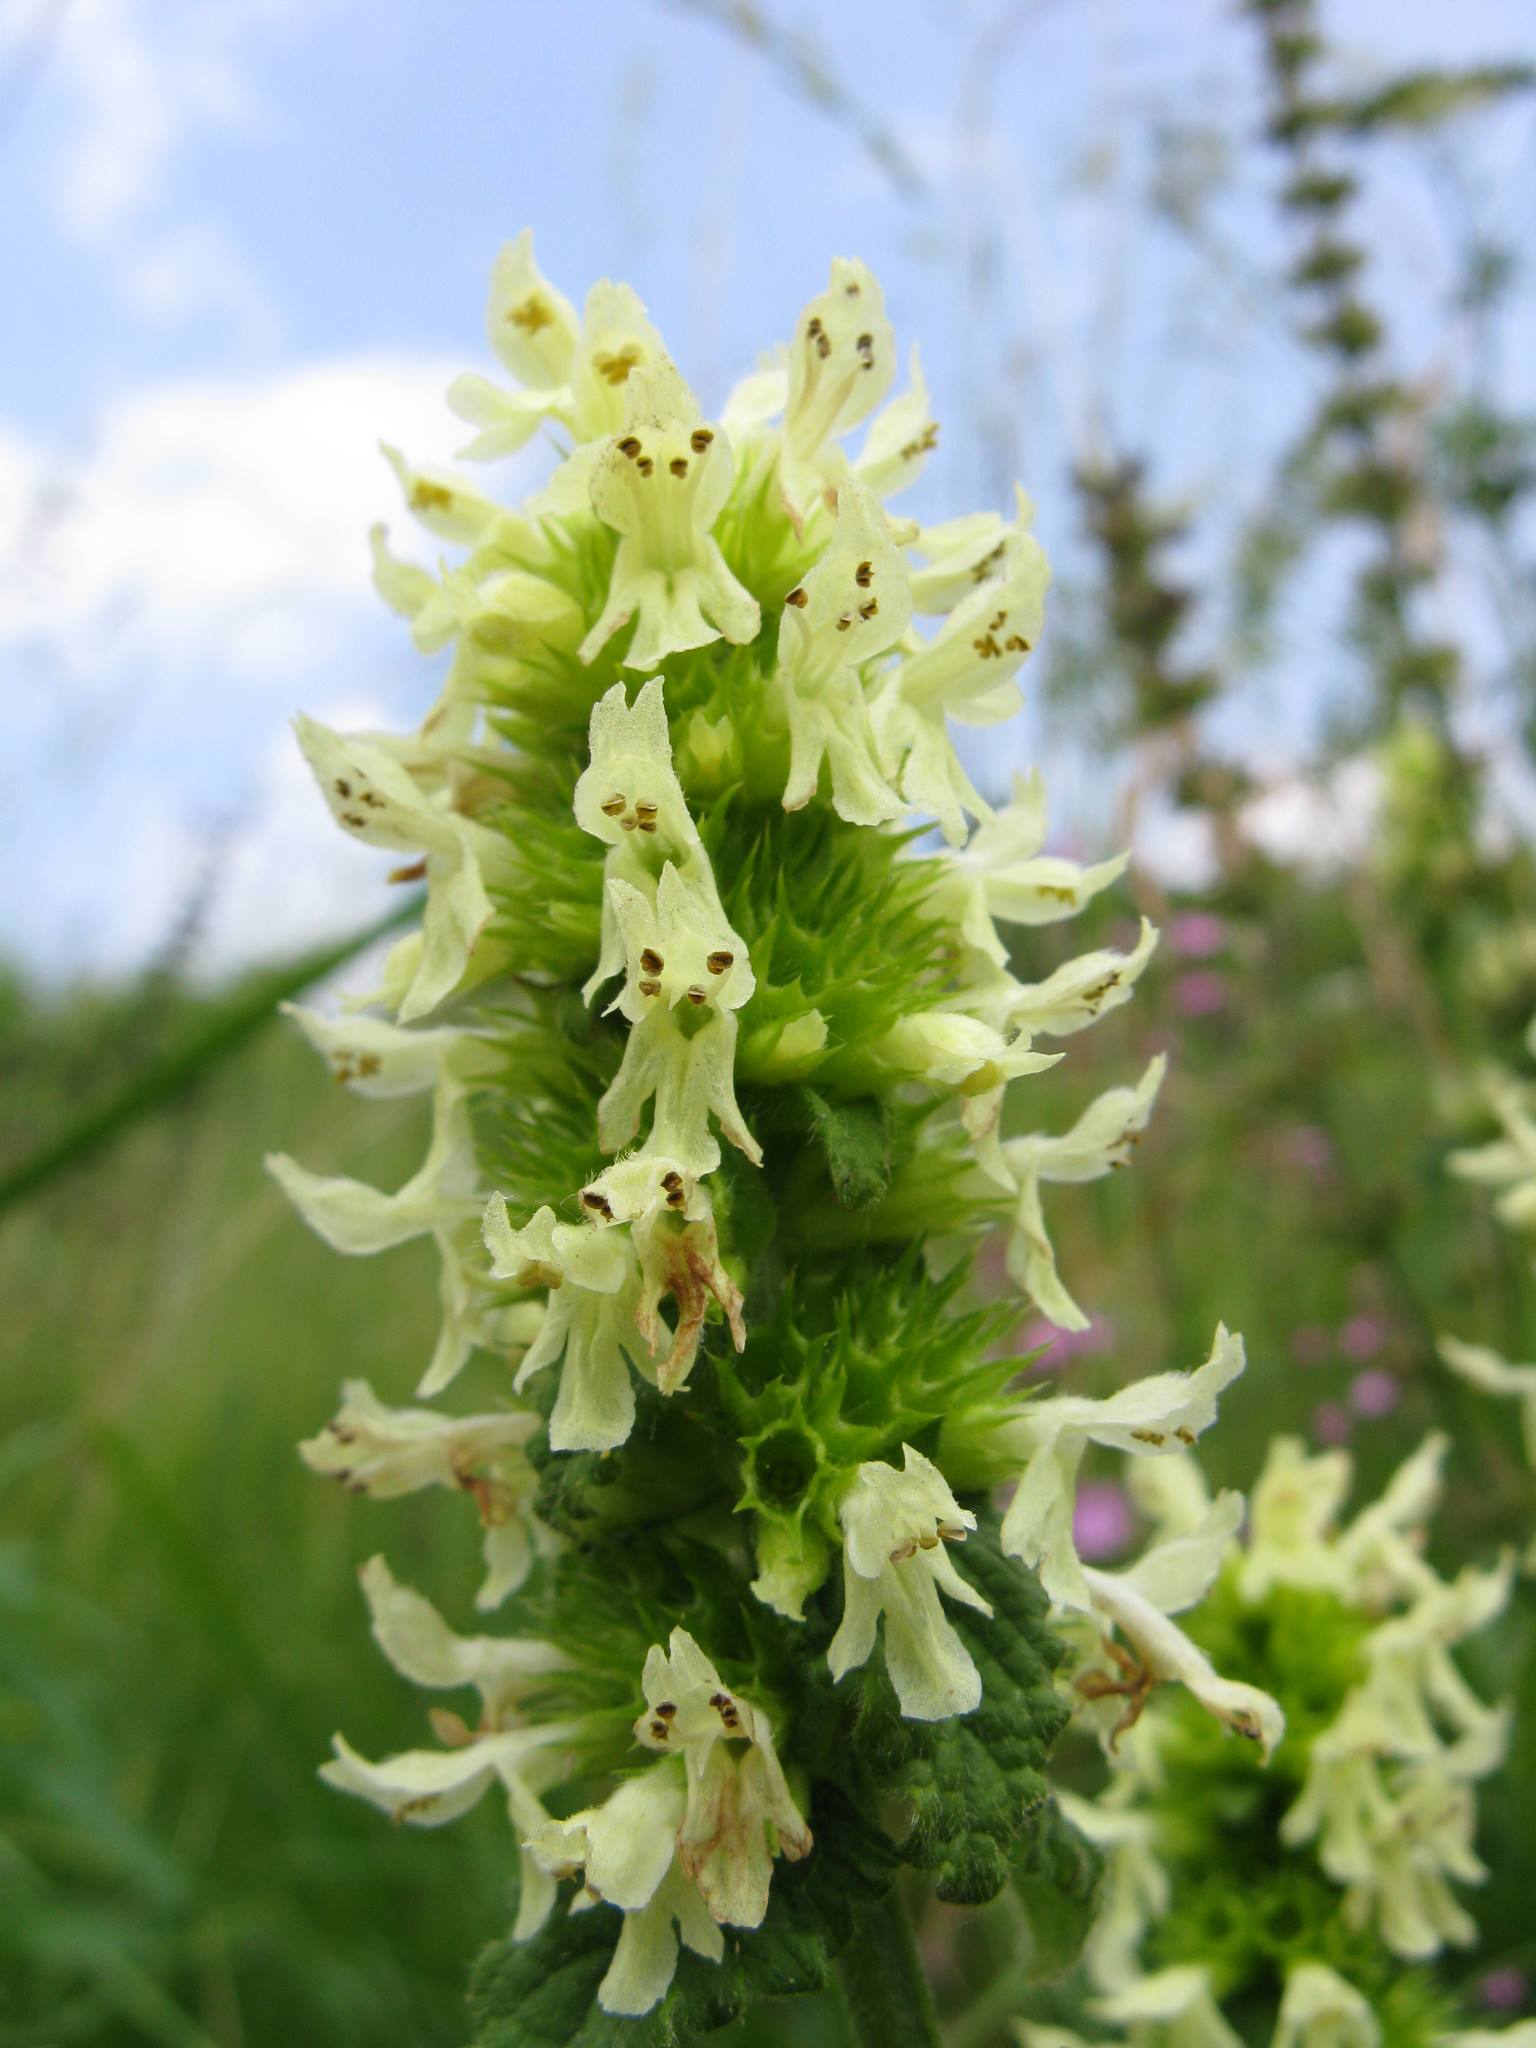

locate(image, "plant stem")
(0, 898), (419, 1216)
(837, 1888), (943, 2048)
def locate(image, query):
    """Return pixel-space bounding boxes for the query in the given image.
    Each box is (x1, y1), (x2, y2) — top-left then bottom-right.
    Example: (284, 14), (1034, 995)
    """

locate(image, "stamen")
(638, 977), (663, 998)
(656, 1701), (678, 1718)
(859, 598), (878, 619)
(639, 948), (664, 974)
(834, 614), (853, 632)
(580, 1189), (615, 1220)
(785, 587), (808, 608)
(705, 950), (734, 974)
(599, 793), (626, 817)
(633, 799), (658, 821)
(636, 819), (658, 833)
(636, 456), (654, 478)
(888, 1538), (918, 1563)
(669, 457), (689, 478)
(854, 561), (873, 587)
(649, 1719), (670, 1741)
(856, 332), (875, 368)
(689, 428), (714, 451)
(617, 436), (642, 459)
(685, 985), (708, 1006)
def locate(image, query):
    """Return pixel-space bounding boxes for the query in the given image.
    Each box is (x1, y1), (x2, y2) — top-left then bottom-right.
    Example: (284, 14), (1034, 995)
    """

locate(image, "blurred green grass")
(0, 980), (519, 2046)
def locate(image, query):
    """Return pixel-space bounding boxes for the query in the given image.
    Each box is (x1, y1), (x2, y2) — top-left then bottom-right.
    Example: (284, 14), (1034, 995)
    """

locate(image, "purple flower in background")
(1074, 1481), (1135, 1562)
(1312, 1401), (1353, 1447)
(1477, 1969), (1529, 2015)
(1014, 1315), (1115, 1372)
(1290, 1324), (1332, 1366)
(1339, 1312), (1389, 1362)
(1173, 970), (1228, 1018)
(1170, 911), (1228, 958)
(1279, 1125), (1334, 1175)
(1350, 1369), (1401, 1419)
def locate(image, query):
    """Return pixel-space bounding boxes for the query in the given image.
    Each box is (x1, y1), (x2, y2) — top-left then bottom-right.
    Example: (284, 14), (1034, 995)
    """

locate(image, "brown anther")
(357, 1053), (381, 1077)
(620, 815), (639, 831)
(917, 1532), (940, 1550)
(1130, 1429), (1167, 1447)
(708, 1692), (728, 1708)
(334, 778), (352, 797)
(785, 586), (808, 608)
(633, 799), (658, 820)
(649, 1719), (670, 1741)
(856, 332), (874, 366)
(1174, 1427), (1196, 1446)
(361, 791), (384, 807)
(410, 480), (454, 512)
(656, 1701), (678, 1719)
(937, 1523), (967, 1543)
(638, 977), (663, 998)
(859, 598), (878, 619)
(973, 632), (1003, 659)
(661, 1171), (683, 1191)
(685, 985), (708, 1006)
(639, 948), (664, 974)
(690, 428), (714, 451)
(854, 560), (873, 587)
(636, 456), (655, 478)
(600, 793), (626, 817)
(595, 346), (642, 386)
(617, 435), (643, 459)
(1005, 634), (1031, 652)
(888, 1538), (918, 1564)
(637, 819), (658, 833)
(511, 296), (554, 335)
(806, 316), (824, 339)
(669, 456), (689, 478)
(665, 1183), (687, 1209)
(388, 859), (427, 884)
(580, 1189), (615, 1220)
(342, 812), (366, 828)
(834, 613), (853, 632)
(706, 950), (734, 974)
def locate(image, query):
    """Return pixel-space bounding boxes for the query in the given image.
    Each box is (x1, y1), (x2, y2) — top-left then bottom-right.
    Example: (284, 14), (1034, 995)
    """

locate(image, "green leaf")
(466, 1790), (896, 2046)
(798, 1088), (894, 1212)
(1012, 1800), (1105, 1981)
(848, 1521), (1072, 1905)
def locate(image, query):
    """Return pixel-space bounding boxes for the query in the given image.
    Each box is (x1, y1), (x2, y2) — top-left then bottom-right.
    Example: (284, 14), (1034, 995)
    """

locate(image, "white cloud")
(0, 353), (469, 663)
(2, 354), (542, 982)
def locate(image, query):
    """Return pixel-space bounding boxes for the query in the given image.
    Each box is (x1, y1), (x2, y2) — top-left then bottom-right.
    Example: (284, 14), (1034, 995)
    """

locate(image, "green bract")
(271, 234), (1281, 2039)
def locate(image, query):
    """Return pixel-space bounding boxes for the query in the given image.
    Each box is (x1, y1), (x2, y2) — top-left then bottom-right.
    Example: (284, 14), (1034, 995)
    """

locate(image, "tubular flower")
(482, 1196), (652, 1454)
(267, 1070), (491, 1398)
(777, 256), (897, 528)
(1075, 1494), (1286, 1760)
(992, 1056), (1167, 1324)
(827, 1445), (992, 1721)
(293, 714), (513, 1021)
(1446, 1069), (1536, 1231)
(1438, 1335), (1536, 1465)
(599, 858), (760, 1174)
(997, 1326), (1247, 1611)
(527, 1765), (723, 2016)
(272, 235), (1217, 2037)
(775, 481), (911, 824)
(581, 360), (759, 670)
(873, 489), (1050, 844)
(633, 1628), (812, 1926)
(321, 1558), (577, 1941)
(299, 1380), (550, 1609)
(1271, 1964), (1381, 2048)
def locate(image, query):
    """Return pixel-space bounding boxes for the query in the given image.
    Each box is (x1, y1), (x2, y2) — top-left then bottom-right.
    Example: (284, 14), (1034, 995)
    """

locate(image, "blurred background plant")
(3, 0), (1535, 2043)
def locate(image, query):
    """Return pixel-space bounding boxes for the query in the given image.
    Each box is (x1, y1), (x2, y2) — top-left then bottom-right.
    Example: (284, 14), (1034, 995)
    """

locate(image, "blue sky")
(3, 0), (1533, 978)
